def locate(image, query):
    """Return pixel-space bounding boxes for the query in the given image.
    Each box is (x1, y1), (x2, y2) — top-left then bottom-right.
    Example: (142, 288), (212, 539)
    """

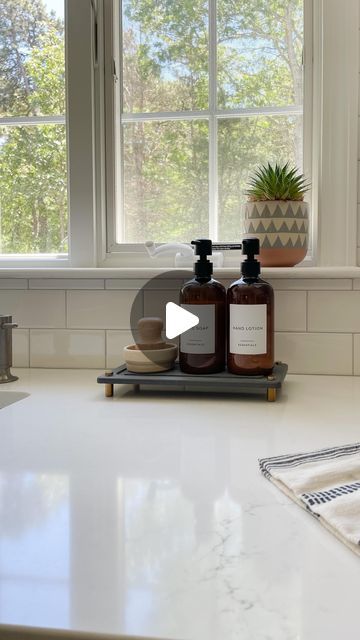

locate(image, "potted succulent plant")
(244, 163), (310, 267)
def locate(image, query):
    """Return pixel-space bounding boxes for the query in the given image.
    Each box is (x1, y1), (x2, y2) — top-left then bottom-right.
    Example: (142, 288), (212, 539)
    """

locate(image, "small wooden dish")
(123, 344), (178, 373)
(123, 317), (177, 373)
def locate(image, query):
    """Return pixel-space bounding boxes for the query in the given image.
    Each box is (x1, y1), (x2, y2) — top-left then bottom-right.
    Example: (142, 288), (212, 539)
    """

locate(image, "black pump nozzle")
(191, 239), (213, 279)
(192, 239), (212, 256)
(242, 237), (259, 258)
(241, 237), (261, 277)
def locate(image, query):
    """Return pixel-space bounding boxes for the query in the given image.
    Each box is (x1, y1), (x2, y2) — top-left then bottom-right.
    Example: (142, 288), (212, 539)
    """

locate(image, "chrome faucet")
(0, 315), (18, 383)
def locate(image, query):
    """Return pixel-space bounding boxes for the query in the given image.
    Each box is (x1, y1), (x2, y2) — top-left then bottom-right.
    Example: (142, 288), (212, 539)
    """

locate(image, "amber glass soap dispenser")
(227, 238), (274, 376)
(179, 239), (226, 374)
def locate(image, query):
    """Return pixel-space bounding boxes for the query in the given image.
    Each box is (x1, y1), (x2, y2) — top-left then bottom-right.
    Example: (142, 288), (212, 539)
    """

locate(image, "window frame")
(99, 0), (315, 268)
(0, 0), (98, 268)
(311, 0), (358, 267)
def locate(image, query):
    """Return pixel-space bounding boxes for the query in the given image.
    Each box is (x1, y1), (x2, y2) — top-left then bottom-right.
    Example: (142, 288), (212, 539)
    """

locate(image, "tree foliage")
(0, 1), (66, 254)
(0, 0), (63, 116)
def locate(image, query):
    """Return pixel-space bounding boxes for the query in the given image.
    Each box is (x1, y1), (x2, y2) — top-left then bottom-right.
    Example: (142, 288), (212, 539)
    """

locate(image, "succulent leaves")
(245, 163), (310, 202)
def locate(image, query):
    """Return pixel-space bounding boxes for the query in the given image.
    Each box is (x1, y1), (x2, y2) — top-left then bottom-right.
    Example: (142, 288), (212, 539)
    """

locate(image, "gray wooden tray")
(97, 361), (288, 402)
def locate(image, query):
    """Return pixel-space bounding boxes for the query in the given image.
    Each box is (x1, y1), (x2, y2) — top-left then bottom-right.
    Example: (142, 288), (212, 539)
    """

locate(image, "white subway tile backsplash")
(143, 289), (179, 326)
(67, 290), (140, 329)
(308, 291), (360, 332)
(268, 278), (352, 290)
(13, 329), (30, 367)
(0, 279), (28, 289)
(105, 279), (148, 290)
(0, 290), (65, 328)
(146, 279), (184, 290)
(29, 278), (104, 289)
(353, 334), (360, 375)
(275, 291), (307, 331)
(106, 330), (133, 368)
(30, 329), (105, 368)
(0, 274), (359, 375)
(275, 332), (353, 375)
(106, 278), (185, 290)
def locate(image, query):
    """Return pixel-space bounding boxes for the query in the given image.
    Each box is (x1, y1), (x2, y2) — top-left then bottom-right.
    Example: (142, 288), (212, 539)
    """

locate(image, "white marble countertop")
(0, 369), (360, 640)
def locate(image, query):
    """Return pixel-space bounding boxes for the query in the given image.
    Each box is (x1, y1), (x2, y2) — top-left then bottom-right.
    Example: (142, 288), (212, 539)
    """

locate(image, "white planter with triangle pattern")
(244, 200), (309, 267)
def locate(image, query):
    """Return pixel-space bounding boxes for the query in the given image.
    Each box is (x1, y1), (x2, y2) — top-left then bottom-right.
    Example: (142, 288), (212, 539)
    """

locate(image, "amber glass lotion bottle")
(227, 238), (274, 376)
(179, 239), (226, 374)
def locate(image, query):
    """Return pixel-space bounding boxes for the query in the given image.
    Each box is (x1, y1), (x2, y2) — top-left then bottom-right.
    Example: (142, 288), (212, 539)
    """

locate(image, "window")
(103, 0), (359, 268)
(108, 0), (306, 248)
(0, 0), (67, 259)
(0, 1), (358, 268)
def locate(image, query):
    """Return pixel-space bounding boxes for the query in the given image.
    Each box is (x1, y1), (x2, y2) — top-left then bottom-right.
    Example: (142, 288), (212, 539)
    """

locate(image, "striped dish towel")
(259, 443), (360, 556)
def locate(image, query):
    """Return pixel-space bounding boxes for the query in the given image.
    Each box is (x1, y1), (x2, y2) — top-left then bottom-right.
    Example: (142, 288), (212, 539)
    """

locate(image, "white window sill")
(0, 266), (360, 279)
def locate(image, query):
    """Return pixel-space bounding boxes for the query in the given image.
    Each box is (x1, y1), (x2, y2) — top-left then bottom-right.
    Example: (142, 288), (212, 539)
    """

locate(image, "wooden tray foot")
(267, 388), (277, 402)
(105, 383), (113, 397)
(104, 371), (114, 397)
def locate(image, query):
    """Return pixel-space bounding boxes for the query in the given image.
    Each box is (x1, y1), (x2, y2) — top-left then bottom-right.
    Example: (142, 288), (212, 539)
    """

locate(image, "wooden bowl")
(124, 343), (178, 373)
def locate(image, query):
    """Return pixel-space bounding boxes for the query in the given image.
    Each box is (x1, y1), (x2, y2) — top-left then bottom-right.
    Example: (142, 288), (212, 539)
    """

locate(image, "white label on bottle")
(180, 304), (215, 354)
(229, 304), (267, 354)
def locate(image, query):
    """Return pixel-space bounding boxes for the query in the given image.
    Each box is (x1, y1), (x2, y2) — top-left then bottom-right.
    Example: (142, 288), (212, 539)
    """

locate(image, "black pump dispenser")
(191, 239), (213, 279)
(241, 238), (260, 278)
(179, 238), (226, 374)
(227, 236), (274, 376)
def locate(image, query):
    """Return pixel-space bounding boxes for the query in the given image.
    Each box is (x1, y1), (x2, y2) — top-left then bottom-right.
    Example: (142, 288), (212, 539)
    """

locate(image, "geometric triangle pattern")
(252, 233), (307, 249)
(244, 201), (308, 220)
(247, 218), (309, 233)
(244, 201), (309, 249)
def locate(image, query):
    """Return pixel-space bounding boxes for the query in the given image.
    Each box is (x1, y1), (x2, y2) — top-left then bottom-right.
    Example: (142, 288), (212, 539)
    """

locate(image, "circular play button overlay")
(165, 302), (199, 339)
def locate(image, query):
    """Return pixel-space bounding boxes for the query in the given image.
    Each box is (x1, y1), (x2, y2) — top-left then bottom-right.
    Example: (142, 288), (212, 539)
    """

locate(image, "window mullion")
(120, 105), (302, 124)
(121, 110), (210, 122)
(209, 0), (218, 241)
(0, 115), (66, 126)
(66, 0), (97, 267)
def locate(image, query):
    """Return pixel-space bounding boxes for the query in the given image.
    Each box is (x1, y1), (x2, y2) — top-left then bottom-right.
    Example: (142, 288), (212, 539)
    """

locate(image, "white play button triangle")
(165, 302), (199, 340)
